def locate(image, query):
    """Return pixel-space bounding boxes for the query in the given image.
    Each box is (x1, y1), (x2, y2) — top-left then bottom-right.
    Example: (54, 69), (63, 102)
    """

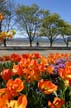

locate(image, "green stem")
(60, 87), (67, 108)
(54, 91), (58, 97)
(69, 86), (71, 107)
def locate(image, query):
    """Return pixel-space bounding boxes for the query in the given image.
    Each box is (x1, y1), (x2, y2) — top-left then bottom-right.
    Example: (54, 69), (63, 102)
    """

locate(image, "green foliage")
(23, 81), (48, 108)
(40, 13), (71, 47)
(57, 20), (71, 47)
(40, 14), (61, 47)
(0, 61), (14, 72)
(16, 4), (49, 47)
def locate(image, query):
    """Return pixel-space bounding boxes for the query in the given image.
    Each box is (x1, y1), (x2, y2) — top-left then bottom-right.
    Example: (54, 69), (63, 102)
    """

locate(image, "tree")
(2, 0), (17, 32)
(57, 19), (71, 47)
(16, 4), (49, 47)
(0, 0), (17, 47)
(0, 0), (7, 32)
(40, 14), (60, 47)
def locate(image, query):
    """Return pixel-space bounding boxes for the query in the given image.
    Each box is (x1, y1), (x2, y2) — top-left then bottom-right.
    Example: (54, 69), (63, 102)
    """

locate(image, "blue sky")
(15, 0), (71, 23)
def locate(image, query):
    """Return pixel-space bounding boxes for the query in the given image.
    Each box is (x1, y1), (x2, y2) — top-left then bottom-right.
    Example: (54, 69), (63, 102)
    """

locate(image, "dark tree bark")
(29, 39), (32, 47)
(0, 21), (2, 32)
(3, 38), (6, 47)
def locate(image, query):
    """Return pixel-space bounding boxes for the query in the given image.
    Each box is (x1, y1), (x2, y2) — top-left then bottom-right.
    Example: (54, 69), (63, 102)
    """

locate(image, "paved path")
(0, 50), (71, 56)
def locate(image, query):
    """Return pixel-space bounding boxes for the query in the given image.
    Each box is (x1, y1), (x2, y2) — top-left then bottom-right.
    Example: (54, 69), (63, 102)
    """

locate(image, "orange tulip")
(9, 95), (27, 108)
(38, 79), (58, 94)
(20, 58), (31, 68)
(23, 67), (39, 82)
(0, 57), (3, 61)
(40, 56), (49, 66)
(0, 94), (27, 108)
(10, 53), (21, 62)
(0, 94), (9, 108)
(46, 65), (54, 74)
(6, 78), (24, 98)
(65, 62), (71, 69)
(48, 97), (64, 108)
(38, 63), (47, 73)
(0, 88), (6, 96)
(12, 65), (23, 76)
(59, 67), (71, 80)
(58, 68), (65, 80)
(47, 53), (69, 64)
(59, 62), (71, 86)
(7, 78), (24, 92)
(31, 52), (41, 59)
(18, 94), (28, 108)
(2, 55), (10, 61)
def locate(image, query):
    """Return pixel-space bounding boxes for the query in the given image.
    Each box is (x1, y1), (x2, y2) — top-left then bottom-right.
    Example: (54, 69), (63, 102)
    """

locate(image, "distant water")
(9, 37), (65, 43)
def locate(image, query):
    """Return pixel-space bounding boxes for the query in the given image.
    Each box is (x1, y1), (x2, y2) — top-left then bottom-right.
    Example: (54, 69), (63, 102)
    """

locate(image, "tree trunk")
(50, 41), (53, 47)
(66, 42), (69, 48)
(49, 36), (53, 47)
(50, 38), (53, 47)
(62, 35), (67, 47)
(29, 39), (32, 47)
(3, 39), (7, 47)
(0, 21), (2, 32)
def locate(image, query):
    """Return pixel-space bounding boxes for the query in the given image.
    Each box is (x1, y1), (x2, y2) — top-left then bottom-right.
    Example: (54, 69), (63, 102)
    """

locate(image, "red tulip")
(1, 69), (12, 81)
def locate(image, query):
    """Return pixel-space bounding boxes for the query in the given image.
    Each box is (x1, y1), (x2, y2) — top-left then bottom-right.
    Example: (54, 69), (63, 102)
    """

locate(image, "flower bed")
(0, 52), (71, 108)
